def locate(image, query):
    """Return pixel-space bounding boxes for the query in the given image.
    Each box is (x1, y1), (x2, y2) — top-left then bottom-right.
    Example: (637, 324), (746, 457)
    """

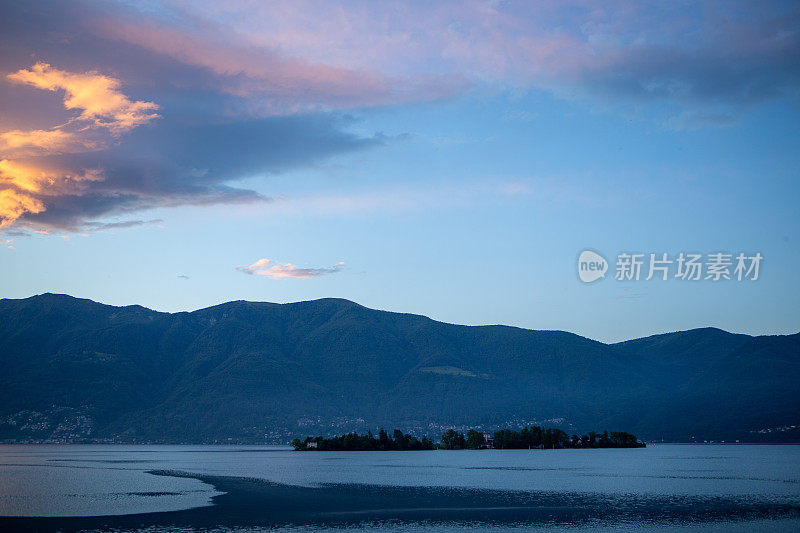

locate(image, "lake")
(0, 444), (798, 531)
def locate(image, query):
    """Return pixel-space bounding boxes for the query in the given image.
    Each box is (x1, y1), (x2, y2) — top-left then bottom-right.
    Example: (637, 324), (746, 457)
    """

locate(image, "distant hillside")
(0, 294), (796, 443)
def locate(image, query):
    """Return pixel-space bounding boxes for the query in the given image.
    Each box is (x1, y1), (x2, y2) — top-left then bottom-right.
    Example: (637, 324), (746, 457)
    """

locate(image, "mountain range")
(0, 293), (797, 443)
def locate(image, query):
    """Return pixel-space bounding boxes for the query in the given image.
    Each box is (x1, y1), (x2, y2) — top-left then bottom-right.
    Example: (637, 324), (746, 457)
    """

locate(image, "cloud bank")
(0, 0), (798, 232)
(165, 0), (800, 110)
(0, 1), (388, 232)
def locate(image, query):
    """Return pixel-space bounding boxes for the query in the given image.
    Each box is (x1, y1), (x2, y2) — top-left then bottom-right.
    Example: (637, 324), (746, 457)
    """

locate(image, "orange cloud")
(0, 129), (75, 151)
(0, 159), (105, 227)
(236, 258), (345, 279)
(7, 62), (159, 133)
(0, 160), (102, 194)
(0, 189), (45, 228)
(0, 63), (160, 228)
(0, 159), (52, 193)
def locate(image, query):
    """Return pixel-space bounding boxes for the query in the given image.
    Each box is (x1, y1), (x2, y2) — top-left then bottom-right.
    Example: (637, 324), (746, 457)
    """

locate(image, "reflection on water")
(0, 444), (798, 531)
(0, 460), (218, 516)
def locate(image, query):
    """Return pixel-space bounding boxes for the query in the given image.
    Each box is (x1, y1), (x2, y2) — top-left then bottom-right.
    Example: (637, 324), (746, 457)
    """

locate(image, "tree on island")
(466, 430), (486, 449)
(440, 429), (466, 449)
(491, 426), (643, 449)
(292, 426), (644, 451)
(292, 429), (435, 451)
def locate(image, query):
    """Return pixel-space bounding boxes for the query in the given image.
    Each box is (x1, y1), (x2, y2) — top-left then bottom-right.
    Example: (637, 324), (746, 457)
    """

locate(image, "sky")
(0, 0), (798, 342)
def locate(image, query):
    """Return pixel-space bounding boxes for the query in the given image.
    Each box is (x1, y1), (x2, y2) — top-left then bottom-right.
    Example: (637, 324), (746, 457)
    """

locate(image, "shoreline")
(0, 469), (797, 532)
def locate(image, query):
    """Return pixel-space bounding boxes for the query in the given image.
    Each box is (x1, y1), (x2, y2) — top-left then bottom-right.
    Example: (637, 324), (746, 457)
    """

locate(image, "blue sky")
(0, 1), (798, 341)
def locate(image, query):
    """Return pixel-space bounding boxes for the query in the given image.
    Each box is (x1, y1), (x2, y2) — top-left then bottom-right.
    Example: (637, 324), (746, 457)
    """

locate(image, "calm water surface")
(0, 444), (798, 531)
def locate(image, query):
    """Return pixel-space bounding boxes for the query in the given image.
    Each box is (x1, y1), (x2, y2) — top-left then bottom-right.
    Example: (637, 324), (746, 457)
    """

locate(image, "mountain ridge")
(0, 293), (797, 444)
(12, 292), (792, 341)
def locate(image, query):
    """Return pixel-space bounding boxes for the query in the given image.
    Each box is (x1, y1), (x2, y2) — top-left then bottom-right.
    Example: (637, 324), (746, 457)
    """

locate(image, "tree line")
(293, 426), (644, 451)
(292, 429), (435, 451)
(441, 427), (644, 449)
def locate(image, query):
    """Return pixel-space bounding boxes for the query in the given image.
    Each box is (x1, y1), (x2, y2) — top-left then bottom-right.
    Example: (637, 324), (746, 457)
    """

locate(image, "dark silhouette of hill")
(0, 293), (796, 443)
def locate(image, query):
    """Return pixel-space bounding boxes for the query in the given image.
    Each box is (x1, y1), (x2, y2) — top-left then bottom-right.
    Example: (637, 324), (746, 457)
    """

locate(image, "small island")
(292, 426), (645, 451)
(292, 429), (436, 451)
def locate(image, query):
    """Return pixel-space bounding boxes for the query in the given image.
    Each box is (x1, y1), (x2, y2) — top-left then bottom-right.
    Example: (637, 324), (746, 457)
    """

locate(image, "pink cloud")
(91, 17), (466, 114)
(237, 258), (345, 279)
(123, 0), (798, 112)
